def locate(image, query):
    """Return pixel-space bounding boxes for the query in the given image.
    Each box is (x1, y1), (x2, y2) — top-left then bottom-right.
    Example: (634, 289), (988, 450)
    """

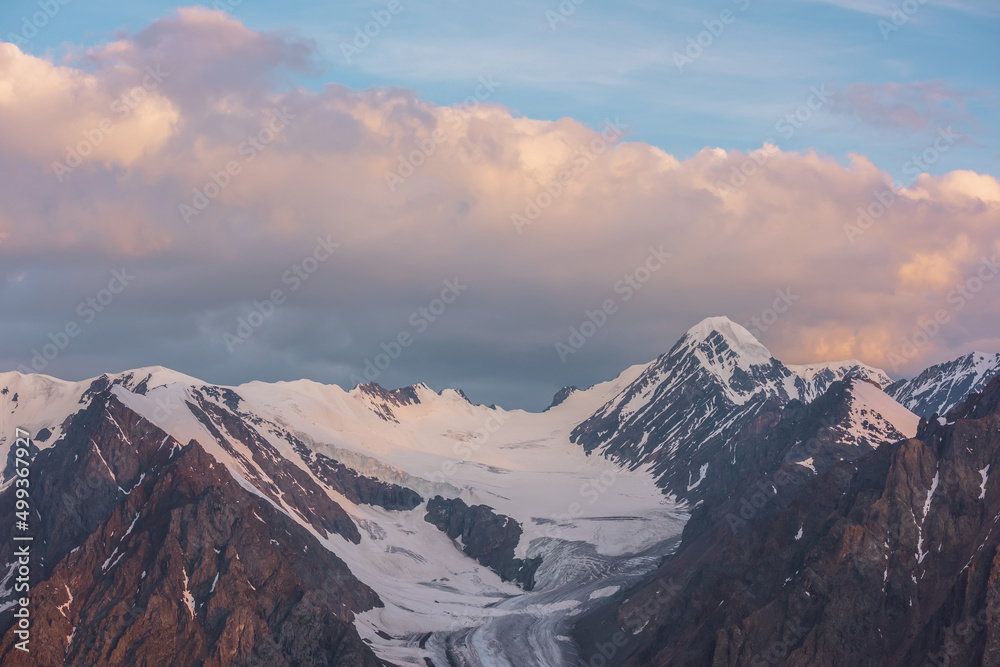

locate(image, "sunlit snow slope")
(0, 317), (965, 666)
(0, 364), (684, 666)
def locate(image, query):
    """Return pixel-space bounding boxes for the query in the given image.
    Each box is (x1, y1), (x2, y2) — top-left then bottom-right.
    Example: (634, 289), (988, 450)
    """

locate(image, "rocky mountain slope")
(0, 364), (685, 666)
(888, 351), (1000, 419)
(0, 388), (383, 666)
(0, 320), (994, 666)
(678, 376), (918, 544)
(576, 373), (1000, 666)
(570, 316), (895, 502)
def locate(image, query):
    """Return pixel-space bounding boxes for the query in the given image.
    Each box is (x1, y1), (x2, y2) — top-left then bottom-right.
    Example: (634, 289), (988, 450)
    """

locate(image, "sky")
(0, 1), (998, 409)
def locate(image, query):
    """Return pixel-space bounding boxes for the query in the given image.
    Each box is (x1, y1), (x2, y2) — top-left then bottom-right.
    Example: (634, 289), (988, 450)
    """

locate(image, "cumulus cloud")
(0, 43), (178, 168)
(0, 8), (998, 407)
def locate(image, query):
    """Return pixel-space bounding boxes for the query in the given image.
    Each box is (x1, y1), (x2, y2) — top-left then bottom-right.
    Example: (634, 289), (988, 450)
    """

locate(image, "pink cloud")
(0, 11), (998, 380)
(830, 80), (985, 134)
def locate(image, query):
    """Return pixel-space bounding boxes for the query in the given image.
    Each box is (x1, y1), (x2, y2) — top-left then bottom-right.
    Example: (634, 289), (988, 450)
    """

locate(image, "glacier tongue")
(3, 322), (969, 667)
(0, 365), (687, 667)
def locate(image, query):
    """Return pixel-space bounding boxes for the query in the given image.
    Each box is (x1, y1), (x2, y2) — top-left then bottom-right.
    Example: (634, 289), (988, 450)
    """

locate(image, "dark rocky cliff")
(0, 391), (384, 666)
(575, 375), (1000, 666)
(424, 495), (542, 590)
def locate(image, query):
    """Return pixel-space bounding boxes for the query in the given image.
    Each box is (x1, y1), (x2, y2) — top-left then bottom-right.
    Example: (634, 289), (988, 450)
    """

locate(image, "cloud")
(801, 0), (1000, 18)
(830, 81), (986, 134)
(896, 235), (975, 292)
(0, 43), (178, 167)
(0, 9), (998, 407)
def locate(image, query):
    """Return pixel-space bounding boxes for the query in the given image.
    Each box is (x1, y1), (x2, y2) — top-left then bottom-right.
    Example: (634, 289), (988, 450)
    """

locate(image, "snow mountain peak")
(682, 316), (772, 359)
(2, 342), (996, 666)
(570, 315), (905, 500)
(887, 351), (1000, 418)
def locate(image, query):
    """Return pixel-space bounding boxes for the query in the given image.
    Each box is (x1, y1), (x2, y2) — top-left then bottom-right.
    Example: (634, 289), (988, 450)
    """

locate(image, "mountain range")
(1, 316), (997, 666)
